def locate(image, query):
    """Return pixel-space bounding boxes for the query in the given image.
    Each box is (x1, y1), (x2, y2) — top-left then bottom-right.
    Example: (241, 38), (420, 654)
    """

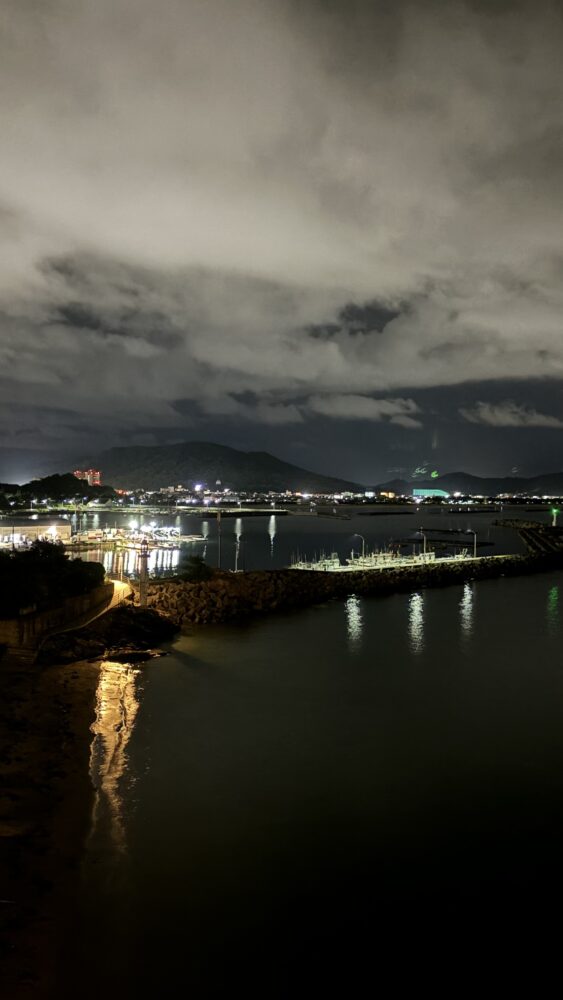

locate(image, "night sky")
(2, 0), (563, 483)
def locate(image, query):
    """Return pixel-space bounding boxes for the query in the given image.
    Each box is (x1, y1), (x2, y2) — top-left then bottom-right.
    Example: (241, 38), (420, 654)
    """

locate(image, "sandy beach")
(0, 605), (178, 996)
(0, 655), (99, 998)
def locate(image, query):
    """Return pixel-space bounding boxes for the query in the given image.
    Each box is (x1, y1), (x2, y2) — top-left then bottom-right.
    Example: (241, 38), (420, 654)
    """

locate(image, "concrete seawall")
(0, 583), (114, 658)
(141, 553), (563, 627)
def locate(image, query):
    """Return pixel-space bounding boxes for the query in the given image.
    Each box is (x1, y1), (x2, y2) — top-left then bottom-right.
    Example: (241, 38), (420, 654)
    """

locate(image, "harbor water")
(60, 504), (538, 578)
(69, 561), (563, 992)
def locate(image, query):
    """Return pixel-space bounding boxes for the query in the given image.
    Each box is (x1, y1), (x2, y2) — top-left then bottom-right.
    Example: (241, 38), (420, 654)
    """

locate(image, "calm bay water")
(70, 565), (563, 993)
(73, 504), (533, 576)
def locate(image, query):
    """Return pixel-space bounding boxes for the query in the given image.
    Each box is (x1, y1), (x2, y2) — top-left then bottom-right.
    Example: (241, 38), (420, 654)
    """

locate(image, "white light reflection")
(408, 592), (424, 655)
(234, 517), (243, 572)
(268, 515), (277, 558)
(459, 582), (474, 640)
(88, 661), (141, 853)
(345, 595), (363, 652)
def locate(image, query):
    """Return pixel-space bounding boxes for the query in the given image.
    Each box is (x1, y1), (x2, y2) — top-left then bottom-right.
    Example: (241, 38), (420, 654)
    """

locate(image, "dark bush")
(0, 541), (105, 617)
(177, 552), (214, 582)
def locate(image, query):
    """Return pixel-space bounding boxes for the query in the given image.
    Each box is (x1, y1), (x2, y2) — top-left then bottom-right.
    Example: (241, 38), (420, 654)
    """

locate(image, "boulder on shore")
(38, 605), (179, 665)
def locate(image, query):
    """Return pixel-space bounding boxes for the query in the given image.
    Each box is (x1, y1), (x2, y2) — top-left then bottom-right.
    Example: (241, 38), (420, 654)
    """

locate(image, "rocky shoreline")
(37, 604), (179, 664)
(142, 552), (563, 626)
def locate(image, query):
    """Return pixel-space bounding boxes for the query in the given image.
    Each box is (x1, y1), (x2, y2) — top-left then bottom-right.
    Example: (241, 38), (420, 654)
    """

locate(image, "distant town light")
(73, 468), (102, 486)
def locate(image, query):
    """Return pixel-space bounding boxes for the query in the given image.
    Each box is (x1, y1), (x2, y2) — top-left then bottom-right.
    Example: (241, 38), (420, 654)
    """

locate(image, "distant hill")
(0, 473), (117, 501)
(87, 441), (363, 492)
(376, 471), (563, 495)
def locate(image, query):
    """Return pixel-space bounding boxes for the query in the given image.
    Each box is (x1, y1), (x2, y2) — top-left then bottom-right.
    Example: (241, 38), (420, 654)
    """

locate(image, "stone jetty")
(141, 551), (563, 627)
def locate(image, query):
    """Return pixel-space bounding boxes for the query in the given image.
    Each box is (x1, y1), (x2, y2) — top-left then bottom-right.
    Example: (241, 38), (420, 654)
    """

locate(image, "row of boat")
(290, 549), (472, 572)
(69, 528), (204, 549)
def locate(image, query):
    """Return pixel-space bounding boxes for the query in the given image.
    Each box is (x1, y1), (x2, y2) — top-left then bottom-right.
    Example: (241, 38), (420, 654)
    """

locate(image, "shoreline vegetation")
(0, 541), (104, 619)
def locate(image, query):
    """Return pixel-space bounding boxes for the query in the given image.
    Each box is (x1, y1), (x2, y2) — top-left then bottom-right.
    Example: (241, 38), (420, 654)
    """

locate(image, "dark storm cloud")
(338, 302), (402, 335)
(57, 300), (184, 350)
(307, 300), (401, 340)
(2, 0), (563, 472)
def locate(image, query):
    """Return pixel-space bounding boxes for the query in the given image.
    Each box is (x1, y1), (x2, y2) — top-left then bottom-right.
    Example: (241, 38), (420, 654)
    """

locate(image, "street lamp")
(139, 538), (149, 607)
(418, 527), (427, 557)
(466, 529), (477, 558)
(353, 533), (366, 558)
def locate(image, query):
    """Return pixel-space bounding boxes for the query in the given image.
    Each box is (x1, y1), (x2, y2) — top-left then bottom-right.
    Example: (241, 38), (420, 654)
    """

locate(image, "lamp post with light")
(353, 533), (366, 559)
(418, 527), (427, 558)
(552, 507), (559, 528)
(139, 538), (149, 607)
(466, 529), (477, 559)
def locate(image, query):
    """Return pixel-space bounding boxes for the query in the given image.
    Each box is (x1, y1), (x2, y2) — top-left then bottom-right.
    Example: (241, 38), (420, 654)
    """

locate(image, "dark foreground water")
(69, 571), (563, 993)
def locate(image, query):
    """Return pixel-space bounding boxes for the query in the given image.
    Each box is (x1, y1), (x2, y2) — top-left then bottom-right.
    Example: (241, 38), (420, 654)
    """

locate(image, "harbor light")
(353, 533), (366, 558)
(552, 508), (559, 527)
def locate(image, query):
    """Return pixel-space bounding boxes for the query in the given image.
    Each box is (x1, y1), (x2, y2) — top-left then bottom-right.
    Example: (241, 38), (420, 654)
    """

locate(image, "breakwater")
(141, 552), (563, 626)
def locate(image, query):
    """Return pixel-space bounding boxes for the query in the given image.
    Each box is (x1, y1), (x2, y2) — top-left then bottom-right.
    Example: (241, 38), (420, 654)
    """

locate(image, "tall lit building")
(73, 468), (102, 487)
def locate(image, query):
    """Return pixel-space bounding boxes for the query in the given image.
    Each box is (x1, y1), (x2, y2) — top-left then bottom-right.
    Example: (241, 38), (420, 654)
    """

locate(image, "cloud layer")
(460, 400), (563, 429)
(2, 0), (563, 468)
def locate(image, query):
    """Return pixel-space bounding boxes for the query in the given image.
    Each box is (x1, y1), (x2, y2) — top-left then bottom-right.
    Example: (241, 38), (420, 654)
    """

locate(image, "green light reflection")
(547, 585), (559, 634)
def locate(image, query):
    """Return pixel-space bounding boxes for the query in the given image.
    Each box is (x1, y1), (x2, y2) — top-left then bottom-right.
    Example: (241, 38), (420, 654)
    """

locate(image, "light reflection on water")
(235, 517), (243, 572)
(547, 585), (559, 635)
(87, 545), (180, 578)
(268, 515), (277, 558)
(345, 595), (363, 652)
(202, 519), (210, 562)
(88, 661), (141, 853)
(408, 592), (424, 655)
(459, 582), (474, 640)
